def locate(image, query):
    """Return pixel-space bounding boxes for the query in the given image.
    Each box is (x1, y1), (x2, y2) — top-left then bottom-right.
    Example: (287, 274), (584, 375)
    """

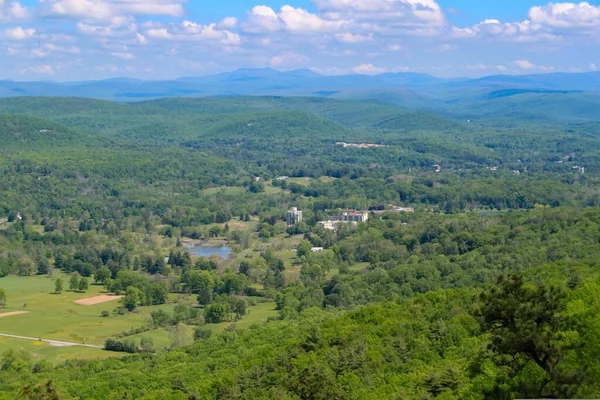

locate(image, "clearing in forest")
(74, 295), (123, 306)
(0, 311), (30, 318)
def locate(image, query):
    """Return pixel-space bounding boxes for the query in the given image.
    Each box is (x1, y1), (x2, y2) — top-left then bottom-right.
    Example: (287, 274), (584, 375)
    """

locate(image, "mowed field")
(0, 273), (278, 362)
(0, 274), (175, 346)
(0, 337), (124, 364)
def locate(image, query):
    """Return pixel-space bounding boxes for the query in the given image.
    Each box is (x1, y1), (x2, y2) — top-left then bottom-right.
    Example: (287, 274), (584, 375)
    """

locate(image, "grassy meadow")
(0, 272), (278, 362)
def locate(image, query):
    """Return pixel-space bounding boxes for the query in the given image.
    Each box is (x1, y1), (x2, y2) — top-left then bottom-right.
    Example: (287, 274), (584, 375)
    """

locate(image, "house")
(311, 247), (324, 253)
(286, 207), (303, 226)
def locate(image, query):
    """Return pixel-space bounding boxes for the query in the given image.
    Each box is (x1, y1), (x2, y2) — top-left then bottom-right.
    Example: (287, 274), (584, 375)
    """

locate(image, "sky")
(1, 0), (599, 80)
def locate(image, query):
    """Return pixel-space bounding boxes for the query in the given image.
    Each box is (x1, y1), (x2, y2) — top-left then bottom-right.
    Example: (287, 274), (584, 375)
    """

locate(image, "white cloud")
(147, 21), (241, 45)
(40, 0), (186, 22)
(21, 64), (56, 75)
(147, 28), (172, 39)
(335, 32), (372, 43)
(31, 48), (48, 58)
(5, 26), (35, 40)
(219, 17), (238, 29)
(440, 43), (456, 51)
(590, 62), (597, 71)
(77, 21), (137, 37)
(513, 59), (555, 71)
(352, 63), (386, 75)
(528, 2), (600, 28)
(314, 0), (446, 26)
(269, 51), (310, 68)
(111, 51), (135, 60)
(0, 0), (28, 22)
(246, 5), (347, 33)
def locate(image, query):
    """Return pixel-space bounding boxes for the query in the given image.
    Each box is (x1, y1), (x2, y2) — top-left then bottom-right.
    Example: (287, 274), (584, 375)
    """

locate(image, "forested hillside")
(1, 95), (600, 399)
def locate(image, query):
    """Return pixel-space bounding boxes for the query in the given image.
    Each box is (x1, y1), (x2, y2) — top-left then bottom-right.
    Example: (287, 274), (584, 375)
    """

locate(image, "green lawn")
(0, 337), (122, 364)
(0, 274), (189, 346)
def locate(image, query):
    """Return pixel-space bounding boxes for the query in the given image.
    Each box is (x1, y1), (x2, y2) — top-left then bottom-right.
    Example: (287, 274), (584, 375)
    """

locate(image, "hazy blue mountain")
(1, 69), (600, 122)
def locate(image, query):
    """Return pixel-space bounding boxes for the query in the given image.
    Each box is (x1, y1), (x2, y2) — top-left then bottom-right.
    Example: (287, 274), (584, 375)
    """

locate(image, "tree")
(121, 286), (142, 312)
(54, 279), (63, 294)
(205, 303), (229, 324)
(170, 323), (192, 349)
(140, 337), (154, 353)
(478, 274), (583, 399)
(0, 288), (7, 307)
(194, 327), (213, 341)
(78, 278), (89, 293)
(69, 274), (80, 292)
(37, 258), (50, 276)
(94, 266), (111, 284)
(297, 240), (312, 258)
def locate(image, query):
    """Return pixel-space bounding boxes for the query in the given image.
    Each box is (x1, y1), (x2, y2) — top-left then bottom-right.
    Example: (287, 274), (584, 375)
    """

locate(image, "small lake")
(190, 245), (233, 260)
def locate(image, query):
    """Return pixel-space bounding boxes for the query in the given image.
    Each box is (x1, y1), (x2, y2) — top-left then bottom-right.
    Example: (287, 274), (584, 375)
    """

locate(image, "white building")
(286, 207), (303, 226)
(332, 211), (369, 223)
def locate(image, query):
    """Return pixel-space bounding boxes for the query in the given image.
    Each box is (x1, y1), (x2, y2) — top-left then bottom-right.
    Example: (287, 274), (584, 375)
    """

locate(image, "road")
(0, 333), (103, 349)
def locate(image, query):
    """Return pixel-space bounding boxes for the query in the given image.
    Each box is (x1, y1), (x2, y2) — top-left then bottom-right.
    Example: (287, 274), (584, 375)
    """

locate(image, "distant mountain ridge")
(2, 69), (600, 101)
(1, 69), (600, 125)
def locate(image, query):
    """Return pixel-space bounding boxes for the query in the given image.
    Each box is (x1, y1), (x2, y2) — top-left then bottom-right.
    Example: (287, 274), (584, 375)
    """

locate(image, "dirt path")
(0, 311), (30, 318)
(0, 333), (102, 349)
(74, 295), (123, 306)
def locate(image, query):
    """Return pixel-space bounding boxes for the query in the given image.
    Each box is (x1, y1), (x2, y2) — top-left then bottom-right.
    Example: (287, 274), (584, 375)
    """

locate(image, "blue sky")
(1, 0), (599, 80)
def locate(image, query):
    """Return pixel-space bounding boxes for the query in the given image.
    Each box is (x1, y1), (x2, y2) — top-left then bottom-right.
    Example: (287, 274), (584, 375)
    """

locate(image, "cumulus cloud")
(314, 0), (446, 27)
(269, 51), (310, 67)
(0, 0), (28, 22)
(219, 17), (238, 29)
(111, 51), (135, 60)
(146, 21), (241, 45)
(77, 21), (137, 37)
(246, 5), (347, 33)
(335, 32), (373, 43)
(40, 0), (186, 22)
(528, 2), (600, 28)
(1, 0), (599, 79)
(21, 64), (56, 75)
(513, 59), (555, 71)
(5, 26), (35, 39)
(460, 2), (600, 43)
(352, 63), (387, 75)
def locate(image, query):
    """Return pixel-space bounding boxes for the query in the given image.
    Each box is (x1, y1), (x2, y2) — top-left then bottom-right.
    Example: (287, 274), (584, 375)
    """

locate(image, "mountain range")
(1, 68), (599, 125)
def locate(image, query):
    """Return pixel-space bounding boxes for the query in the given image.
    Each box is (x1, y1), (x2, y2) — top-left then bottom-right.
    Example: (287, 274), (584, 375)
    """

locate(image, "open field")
(0, 272), (280, 361)
(0, 336), (122, 364)
(0, 274), (182, 346)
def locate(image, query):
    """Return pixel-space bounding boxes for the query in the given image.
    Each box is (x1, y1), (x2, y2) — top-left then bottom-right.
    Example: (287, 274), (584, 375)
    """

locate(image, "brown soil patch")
(0, 311), (30, 318)
(74, 295), (123, 306)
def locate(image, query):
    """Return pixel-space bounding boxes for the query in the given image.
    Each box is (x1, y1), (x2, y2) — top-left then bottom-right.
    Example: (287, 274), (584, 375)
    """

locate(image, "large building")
(286, 207), (303, 226)
(332, 211), (370, 223)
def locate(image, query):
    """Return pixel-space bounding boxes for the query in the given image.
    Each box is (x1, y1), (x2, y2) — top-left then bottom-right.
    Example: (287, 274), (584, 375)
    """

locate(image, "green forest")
(1, 95), (600, 399)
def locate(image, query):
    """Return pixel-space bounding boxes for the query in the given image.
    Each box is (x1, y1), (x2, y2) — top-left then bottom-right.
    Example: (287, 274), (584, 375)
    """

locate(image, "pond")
(190, 245), (233, 260)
